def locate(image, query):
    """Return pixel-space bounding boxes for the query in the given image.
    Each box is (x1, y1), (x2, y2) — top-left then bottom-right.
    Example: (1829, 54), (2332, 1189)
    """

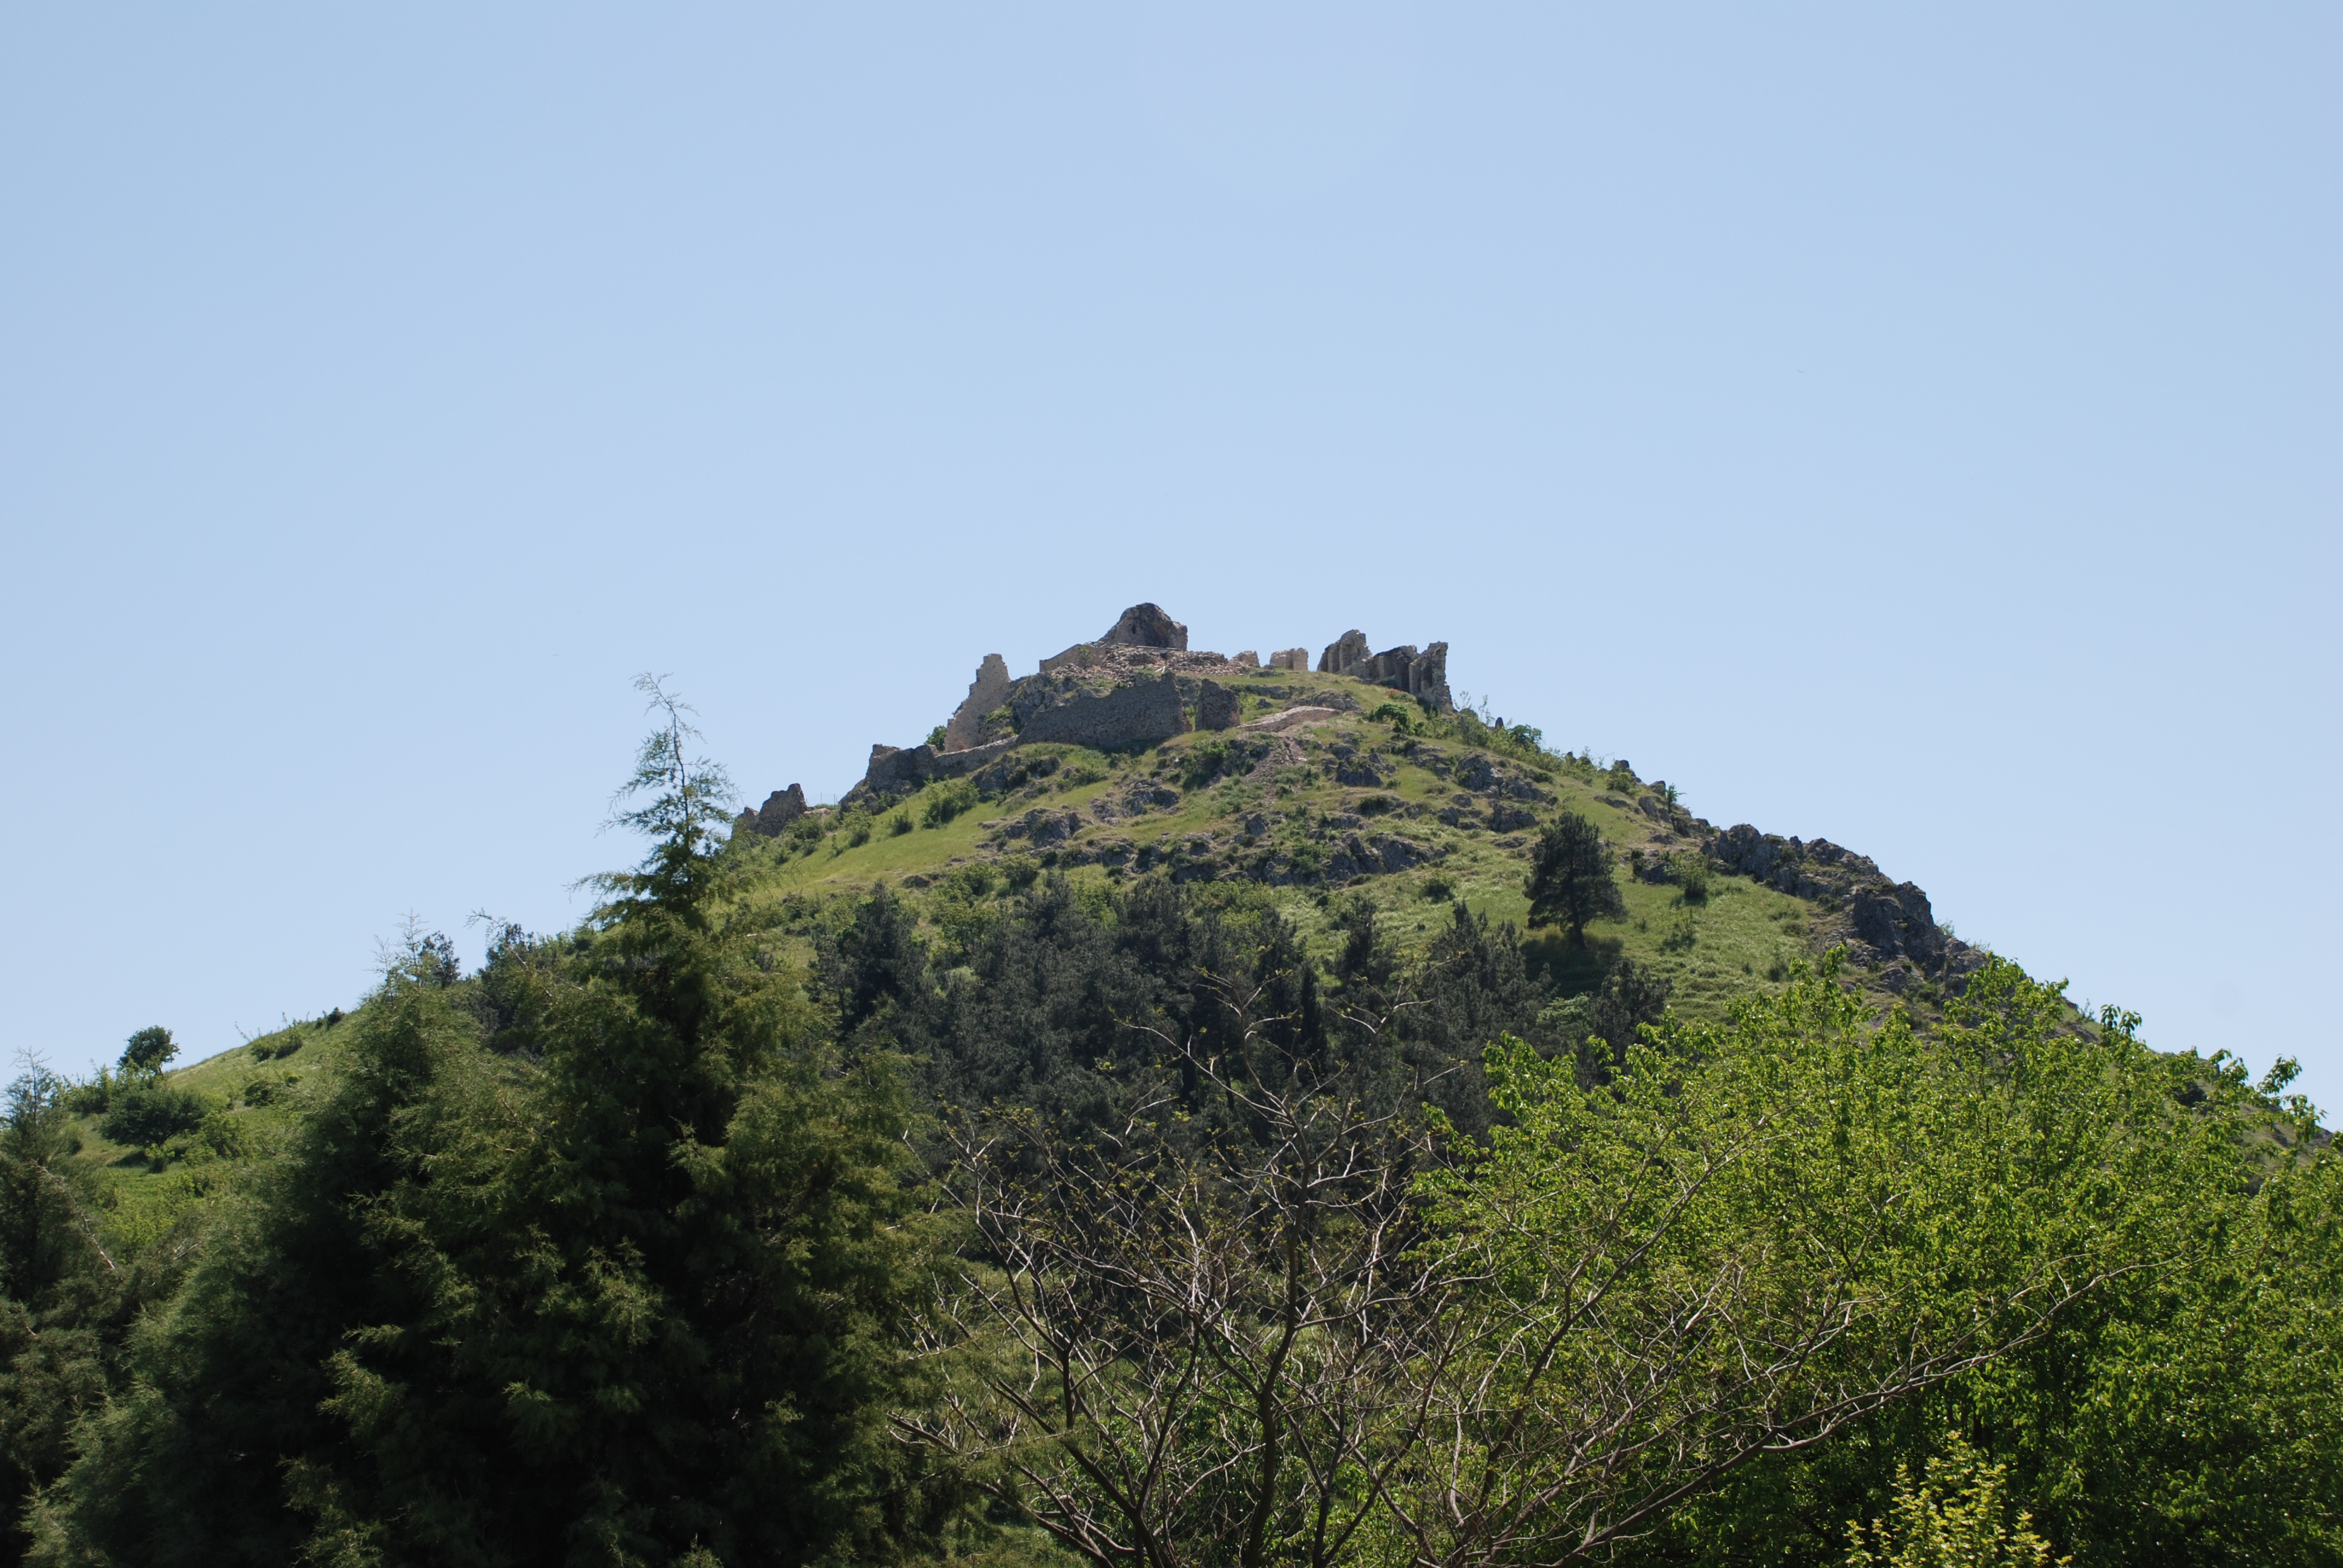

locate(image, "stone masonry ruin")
(734, 604), (1462, 818)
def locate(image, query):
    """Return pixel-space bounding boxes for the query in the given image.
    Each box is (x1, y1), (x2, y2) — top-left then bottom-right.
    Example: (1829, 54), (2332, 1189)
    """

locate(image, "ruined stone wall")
(1018, 671), (1189, 749)
(852, 736), (1021, 803)
(1267, 648), (1310, 671)
(1317, 630), (1370, 673)
(1196, 679), (1239, 731)
(944, 653), (1013, 751)
(1312, 632), (1453, 713)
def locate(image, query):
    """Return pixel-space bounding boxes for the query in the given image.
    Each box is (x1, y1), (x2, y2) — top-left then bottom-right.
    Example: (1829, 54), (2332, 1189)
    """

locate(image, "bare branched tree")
(902, 966), (1461, 1568)
(904, 956), (2142, 1568)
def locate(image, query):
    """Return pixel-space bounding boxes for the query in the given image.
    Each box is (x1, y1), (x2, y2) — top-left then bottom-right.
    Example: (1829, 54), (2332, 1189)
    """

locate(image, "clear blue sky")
(4, 5), (2336, 1106)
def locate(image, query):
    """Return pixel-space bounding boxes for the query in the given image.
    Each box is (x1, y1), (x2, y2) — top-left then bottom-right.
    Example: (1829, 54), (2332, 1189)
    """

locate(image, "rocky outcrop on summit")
(735, 783), (808, 837)
(1041, 602), (1199, 673)
(1101, 602), (1187, 650)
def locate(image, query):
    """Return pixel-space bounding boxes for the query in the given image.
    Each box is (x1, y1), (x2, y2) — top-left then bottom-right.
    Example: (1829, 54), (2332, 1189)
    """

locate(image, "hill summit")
(729, 601), (1988, 1021)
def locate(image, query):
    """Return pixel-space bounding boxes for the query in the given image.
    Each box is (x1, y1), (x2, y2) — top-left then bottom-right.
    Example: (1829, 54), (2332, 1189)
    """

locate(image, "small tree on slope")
(1525, 812), (1625, 947)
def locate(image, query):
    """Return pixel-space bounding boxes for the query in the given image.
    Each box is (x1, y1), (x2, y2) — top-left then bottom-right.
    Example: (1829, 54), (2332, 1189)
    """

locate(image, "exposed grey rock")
(1101, 603), (1187, 650)
(1122, 782), (1182, 813)
(1196, 679), (1240, 731)
(996, 808), (1085, 846)
(1852, 883), (1947, 968)
(1244, 736), (1306, 783)
(1490, 803), (1538, 833)
(750, 784), (808, 835)
(944, 653), (1013, 752)
(1374, 837), (1429, 874)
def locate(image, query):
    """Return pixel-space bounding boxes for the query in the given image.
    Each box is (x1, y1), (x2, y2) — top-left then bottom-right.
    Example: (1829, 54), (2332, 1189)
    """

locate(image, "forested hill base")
(4, 623), (2338, 1568)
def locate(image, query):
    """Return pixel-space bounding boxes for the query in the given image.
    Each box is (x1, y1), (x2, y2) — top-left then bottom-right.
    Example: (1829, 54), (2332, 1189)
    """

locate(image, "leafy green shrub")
(100, 1083), (210, 1148)
(926, 724), (948, 748)
(1368, 701), (1417, 733)
(920, 779), (978, 828)
(842, 812), (873, 848)
(1672, 851), (1711, 903)
(1179, 740), (1232, 791)
(1660, 910), (1698, 951)
(1843, 1431), (2055, 1568)
(1357, 794), (1398, 816)
(1605, 759), (1639, 791)
(888, 812), (913, 837)
(1420, 874), (1455, 903)
(1000, 855), (1041, 890)
(64, 1067), (119, 1116)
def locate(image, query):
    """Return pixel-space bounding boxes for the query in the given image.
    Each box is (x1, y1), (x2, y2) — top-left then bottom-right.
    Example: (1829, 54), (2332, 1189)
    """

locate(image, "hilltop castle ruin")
(736, 603), (1453, 829)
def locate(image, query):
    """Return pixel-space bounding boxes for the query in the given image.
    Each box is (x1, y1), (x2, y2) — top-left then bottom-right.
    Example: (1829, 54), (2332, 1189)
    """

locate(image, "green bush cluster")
(919, 778), (978, 827)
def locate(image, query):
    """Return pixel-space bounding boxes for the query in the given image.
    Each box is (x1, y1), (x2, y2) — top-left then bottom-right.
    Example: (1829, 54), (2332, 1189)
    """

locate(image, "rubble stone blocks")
(1196, 679), (1240, 731)
(943, 653), (1013, 752)
(1267, 648), (1311, 671)
(1019, 671), (1190, 749)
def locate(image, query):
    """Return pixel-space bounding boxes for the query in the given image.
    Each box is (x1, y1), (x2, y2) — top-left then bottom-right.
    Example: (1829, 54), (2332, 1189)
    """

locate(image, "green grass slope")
(52, 662), (2052, 1245)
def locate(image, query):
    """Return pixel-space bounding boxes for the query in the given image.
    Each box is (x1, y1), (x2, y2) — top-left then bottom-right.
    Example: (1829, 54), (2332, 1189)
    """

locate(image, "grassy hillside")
(730, 664), (1904, 1027)
(55, 663), (2027, 1242)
